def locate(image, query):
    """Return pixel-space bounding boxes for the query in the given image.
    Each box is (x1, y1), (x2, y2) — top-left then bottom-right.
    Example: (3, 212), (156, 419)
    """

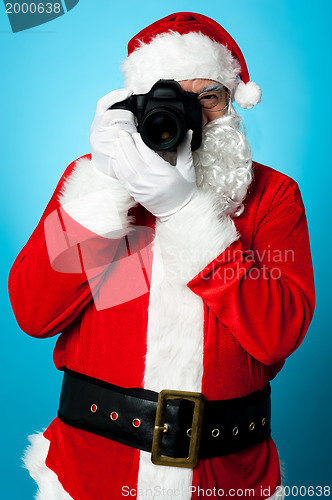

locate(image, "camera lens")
(148, 115), (176, 145)
(140, 108), (185, 152)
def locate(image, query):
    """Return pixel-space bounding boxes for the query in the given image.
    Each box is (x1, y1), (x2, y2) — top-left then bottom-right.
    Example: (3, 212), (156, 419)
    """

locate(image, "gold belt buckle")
(151, 389), (205, 468)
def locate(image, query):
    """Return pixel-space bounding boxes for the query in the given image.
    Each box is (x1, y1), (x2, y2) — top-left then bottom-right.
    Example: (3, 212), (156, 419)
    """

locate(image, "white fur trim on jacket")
(136, 190), (239, 499)
(22, 432), (284, 500)
(22, 432), (74, 500)
(122, 31), (241, 95)
(156, 190), (239, 284)
(58, 158), (137, 238)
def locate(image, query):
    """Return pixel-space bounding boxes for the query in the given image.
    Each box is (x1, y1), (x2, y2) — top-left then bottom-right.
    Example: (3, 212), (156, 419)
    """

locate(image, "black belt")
(58, 369), (271, 468)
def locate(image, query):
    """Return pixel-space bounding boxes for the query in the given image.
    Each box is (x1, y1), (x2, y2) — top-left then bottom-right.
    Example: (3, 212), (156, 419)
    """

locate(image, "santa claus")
(8, 12), (314, 500)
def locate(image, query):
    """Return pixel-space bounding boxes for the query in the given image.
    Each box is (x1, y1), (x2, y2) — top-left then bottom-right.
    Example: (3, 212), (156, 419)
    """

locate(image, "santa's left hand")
(112, 130), (197, 220)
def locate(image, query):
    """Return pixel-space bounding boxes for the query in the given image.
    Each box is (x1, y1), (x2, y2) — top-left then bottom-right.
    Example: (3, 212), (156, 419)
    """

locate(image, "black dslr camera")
(110, 80), (202, 152)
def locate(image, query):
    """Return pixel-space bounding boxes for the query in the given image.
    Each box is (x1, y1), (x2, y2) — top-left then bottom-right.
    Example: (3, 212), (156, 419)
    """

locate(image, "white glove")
(90, 89), (136, 178)
(112, 130), (197, 220)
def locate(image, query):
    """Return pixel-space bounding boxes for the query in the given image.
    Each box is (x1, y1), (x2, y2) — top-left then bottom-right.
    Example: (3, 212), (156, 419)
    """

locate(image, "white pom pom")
(234, 81), (262, 109)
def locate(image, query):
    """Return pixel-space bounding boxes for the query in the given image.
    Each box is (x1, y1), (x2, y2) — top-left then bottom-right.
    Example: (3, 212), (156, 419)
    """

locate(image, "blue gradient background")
(1, 1), (331, 498)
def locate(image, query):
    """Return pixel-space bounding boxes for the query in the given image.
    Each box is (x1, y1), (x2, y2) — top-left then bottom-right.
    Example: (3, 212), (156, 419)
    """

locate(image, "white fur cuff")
(58, 158), (137, 238)
(156, 191), (239, 284)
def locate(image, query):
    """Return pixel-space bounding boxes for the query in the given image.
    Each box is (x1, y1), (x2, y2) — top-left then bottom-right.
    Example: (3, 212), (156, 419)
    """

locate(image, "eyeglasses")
(197, 88), (230, 112)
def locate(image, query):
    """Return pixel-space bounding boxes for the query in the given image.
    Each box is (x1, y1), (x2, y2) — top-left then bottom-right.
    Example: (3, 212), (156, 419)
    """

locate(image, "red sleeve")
(8, 158), (124, 338)
(187, 178), (315, 366)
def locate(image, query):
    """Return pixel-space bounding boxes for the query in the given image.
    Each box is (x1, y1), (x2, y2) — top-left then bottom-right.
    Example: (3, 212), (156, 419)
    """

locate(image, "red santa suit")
(8, 12), (315, 500)
(9, 155), (314, 500)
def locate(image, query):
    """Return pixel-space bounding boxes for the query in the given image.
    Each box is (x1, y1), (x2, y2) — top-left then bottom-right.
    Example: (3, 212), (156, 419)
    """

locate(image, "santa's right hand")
(90, 89), (136, 178)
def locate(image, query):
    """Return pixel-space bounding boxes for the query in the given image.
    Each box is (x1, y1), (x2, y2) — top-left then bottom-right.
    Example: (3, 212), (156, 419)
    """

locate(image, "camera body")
(110, 80), (202, 152)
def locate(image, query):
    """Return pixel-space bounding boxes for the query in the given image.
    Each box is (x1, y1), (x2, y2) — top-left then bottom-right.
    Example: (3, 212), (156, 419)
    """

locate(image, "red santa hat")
(122, 12), (261, 109)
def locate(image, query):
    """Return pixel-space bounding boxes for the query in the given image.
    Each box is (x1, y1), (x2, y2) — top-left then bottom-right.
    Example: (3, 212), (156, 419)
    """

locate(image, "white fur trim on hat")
(122, 31), (241, 95)
(234, 80), (262, 109)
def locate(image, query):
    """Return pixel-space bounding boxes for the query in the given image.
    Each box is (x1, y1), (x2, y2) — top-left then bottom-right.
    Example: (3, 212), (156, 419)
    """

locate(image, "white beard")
(193, 111), (253, 216)
(158, 110), (253, 217)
